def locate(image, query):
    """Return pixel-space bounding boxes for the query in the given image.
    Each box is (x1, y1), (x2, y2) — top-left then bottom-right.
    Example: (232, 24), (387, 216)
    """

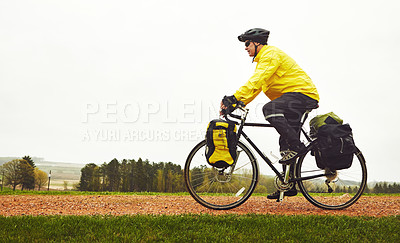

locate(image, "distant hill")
(0, 157), (83, 180)
(0, 156), (46, 166)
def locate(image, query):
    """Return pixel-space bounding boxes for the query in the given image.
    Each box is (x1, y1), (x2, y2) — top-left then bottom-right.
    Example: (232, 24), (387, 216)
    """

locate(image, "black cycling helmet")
(238, 28), (270, 45)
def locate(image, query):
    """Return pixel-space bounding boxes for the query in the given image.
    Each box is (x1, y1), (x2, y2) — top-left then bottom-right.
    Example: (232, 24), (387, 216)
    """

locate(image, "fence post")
(48, 170), (51, 191)
(0, 171), (3, 191)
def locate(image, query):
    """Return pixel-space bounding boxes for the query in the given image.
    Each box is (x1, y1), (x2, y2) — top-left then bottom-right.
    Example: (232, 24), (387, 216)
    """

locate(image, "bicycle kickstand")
(277, 164), (291, 202)
(278, 192), (284, 202)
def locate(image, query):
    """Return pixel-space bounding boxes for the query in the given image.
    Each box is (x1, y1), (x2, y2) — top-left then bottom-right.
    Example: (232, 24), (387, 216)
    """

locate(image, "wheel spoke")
(296, 148), (367, 209)
(184, 140), (258, 210)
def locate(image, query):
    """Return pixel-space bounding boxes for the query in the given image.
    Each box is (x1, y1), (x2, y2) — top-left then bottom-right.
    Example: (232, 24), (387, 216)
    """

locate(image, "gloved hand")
(222, 95), (238, 107)
(220, 95), (238, 115)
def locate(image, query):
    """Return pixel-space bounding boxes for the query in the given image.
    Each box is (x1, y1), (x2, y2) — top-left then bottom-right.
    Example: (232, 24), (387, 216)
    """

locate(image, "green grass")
(0, 214), (399, 242)
(2, 188), (399, 197)
(0, 188), (190, 196)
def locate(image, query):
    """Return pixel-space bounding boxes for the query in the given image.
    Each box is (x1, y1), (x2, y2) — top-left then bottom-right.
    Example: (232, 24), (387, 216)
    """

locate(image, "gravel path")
(1, 195), (399, 217)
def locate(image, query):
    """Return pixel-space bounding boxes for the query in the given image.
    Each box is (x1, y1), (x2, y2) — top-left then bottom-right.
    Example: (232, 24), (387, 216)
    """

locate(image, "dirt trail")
(1, 195), (399, 217)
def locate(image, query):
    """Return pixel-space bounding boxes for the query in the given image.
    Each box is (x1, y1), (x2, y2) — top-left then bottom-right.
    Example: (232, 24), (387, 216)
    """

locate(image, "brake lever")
(221, 101), (247, 123)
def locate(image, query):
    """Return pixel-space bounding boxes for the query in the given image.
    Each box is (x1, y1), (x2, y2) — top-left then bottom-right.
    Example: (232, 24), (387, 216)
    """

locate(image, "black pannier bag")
(205, 119), (238, 168)
(315, 123), (357, 170)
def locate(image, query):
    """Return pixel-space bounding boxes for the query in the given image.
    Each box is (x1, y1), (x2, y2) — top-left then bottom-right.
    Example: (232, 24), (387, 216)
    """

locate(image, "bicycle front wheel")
(296, 147), (367, 209)
(184, 140), (258, 210)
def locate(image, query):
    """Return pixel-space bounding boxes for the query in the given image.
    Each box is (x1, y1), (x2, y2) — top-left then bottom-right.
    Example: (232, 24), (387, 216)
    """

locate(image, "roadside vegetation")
(1, 214), (399, 242)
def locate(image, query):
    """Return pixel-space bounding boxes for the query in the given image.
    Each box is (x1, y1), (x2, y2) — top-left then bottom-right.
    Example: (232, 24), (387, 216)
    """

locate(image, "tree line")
(2, 156), (400, 194)
(366, 182), (400, 193)
(78, 158), (186, 192)
(78, 158), (400, 194)
(0, 156), (48, 191)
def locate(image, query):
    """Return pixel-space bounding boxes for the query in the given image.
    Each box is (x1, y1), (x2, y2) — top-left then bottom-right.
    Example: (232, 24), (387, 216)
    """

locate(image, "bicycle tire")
(296, 147), (367, 210)
(184, 140), (259, 210)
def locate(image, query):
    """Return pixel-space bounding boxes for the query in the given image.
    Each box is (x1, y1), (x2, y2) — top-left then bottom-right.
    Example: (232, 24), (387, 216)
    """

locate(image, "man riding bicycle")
(221, 28), (319, 199)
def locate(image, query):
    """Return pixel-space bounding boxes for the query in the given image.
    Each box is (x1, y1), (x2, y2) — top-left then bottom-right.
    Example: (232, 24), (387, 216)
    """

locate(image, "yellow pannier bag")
(205, 119), (238, 168)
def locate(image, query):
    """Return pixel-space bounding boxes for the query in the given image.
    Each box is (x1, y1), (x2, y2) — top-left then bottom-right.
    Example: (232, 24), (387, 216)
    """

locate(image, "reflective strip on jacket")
(233, 45), (319, 105)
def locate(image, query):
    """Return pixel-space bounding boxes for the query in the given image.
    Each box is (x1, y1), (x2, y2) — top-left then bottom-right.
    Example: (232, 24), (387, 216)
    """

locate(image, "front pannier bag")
(205, 119), (238, 168)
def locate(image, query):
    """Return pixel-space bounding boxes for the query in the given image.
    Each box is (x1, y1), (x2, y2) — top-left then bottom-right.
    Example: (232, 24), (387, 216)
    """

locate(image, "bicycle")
(184, 104), (367, 210)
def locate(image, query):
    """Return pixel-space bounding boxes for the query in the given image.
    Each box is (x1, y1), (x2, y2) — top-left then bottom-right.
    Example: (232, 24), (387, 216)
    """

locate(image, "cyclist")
(221, 28), (319, 199)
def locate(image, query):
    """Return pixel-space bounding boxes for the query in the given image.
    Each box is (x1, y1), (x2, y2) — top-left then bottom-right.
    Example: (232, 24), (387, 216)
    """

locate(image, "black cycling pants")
(262, 92), (318, 152)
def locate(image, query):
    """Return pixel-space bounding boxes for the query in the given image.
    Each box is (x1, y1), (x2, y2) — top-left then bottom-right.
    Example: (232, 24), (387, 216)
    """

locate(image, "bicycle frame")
(226, 107), (330, 183)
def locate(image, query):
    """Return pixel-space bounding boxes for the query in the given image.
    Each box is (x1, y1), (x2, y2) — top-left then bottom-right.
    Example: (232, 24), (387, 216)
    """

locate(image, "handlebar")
(222, 102), (248, 124)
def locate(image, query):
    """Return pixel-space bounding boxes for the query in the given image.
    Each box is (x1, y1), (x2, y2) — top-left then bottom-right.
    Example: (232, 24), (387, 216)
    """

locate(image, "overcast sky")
(1, 0), (399, 182)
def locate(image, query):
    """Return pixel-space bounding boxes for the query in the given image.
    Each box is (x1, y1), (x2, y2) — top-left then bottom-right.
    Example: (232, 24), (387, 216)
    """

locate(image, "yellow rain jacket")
(234, 45), (319, 104)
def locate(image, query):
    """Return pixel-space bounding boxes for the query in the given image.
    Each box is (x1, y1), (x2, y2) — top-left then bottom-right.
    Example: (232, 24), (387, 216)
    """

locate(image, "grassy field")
(1, 188), (399, 197)
(0, 214), (399, 242)
(0, 188), (189, 196)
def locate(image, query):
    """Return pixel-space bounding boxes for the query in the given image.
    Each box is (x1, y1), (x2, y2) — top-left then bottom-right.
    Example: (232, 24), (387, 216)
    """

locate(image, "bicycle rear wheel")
(184, 140), (258, 210)
(296, 147), (367, 209)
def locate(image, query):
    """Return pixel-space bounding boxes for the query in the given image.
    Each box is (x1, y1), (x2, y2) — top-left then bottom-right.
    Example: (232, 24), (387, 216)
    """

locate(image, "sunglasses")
(245, 41), (251, 47)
